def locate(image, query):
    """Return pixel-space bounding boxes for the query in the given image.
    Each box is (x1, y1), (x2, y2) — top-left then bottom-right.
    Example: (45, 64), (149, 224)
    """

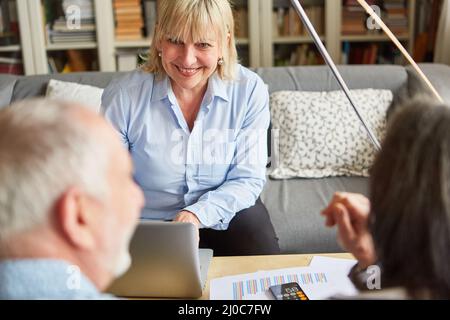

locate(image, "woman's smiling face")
(159, 33), (221, 93)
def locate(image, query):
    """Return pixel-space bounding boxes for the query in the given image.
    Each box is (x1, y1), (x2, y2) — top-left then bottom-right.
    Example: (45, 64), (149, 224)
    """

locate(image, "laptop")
(106, 220), (213, 298)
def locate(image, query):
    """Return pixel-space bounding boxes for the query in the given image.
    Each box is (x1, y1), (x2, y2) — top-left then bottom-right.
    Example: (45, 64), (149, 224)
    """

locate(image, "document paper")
(210, 256), (358, 300)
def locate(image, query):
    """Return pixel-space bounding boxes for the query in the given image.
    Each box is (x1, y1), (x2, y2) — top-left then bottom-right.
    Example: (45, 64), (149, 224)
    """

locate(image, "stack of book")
(114, 0), (144, 40)
(342, 0), (377, 35)
(377, 43), (403, 64)
(272, 5), (324, 37)
(47, 0), (96, 44)
(383, 0), (408, 35)
(275, 44), (324, 66)
(342, 42), (404, 65)
(0, 55), (23, 75)
(342, 42), (379, 64)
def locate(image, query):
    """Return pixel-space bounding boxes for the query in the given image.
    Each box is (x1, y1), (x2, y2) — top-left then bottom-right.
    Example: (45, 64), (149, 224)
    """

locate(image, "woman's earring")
(218, 58), (224, 66)
(158, 52), (162, 57)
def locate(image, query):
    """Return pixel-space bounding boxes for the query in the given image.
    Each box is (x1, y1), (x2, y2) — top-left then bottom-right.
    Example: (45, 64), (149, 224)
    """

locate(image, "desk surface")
(201, 253), (354, 300)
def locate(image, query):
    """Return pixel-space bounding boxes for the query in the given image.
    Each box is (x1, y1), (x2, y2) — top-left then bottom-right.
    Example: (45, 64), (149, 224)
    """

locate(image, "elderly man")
(0, 99), (144, 299)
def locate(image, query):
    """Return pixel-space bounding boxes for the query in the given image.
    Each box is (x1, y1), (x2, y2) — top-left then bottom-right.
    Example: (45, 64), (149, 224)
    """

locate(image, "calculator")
(269, 282), (309, 300)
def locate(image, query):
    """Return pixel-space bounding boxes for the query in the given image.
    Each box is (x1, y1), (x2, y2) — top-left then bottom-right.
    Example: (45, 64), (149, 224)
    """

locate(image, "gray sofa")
(1, 63), (450, 254)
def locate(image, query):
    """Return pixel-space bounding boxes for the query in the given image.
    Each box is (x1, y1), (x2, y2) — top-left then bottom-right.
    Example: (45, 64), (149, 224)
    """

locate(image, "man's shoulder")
(0, 259), (115, 300)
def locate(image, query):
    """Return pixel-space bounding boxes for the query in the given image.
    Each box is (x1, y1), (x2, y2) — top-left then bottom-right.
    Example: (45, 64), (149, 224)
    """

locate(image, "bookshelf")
(60, 0), (258, 72)
(106, 0), (261, 71)
(232, 0), (260, 68)
(0, 0), (35, 75)
(26, 0), (101, 74)
(15, 0), (419, 74)
(259, 0), (416, 67)
(339, 0), (416, 65)
(260, 0), (330, 67)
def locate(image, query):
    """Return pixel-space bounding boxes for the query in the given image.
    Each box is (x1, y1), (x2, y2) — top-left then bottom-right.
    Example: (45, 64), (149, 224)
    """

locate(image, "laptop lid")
(107, 221), (213, 298)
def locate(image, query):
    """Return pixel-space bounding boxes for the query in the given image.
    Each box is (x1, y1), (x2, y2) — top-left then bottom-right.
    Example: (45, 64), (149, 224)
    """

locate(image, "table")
(200, 253), (354, 300)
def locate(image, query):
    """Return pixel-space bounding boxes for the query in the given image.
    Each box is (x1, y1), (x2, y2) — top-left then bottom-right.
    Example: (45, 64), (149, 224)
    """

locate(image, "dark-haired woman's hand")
(321, 192), (377, 269)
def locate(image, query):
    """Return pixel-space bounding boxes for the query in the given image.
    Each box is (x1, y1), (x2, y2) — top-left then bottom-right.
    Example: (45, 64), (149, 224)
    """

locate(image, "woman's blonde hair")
(142, 0), (238, 80)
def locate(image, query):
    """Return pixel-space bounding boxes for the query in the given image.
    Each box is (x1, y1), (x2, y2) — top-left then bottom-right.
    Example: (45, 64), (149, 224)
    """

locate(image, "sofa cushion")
(261, 176), (369, 254)
(255, 65), (408, 94)
(45, 79), (104, 113)
(255, 65), (407, 160)
(10, 72), (125, 102)
(269, 89), (392, 179)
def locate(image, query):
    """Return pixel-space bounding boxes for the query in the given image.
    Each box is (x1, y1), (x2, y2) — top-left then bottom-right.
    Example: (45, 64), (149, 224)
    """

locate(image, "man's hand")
(321, 192), (376, 269)
(173, 210), (200, 243)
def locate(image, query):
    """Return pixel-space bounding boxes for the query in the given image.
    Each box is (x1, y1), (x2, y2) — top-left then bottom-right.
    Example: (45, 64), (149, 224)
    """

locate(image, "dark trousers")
(199, 198), (281, 256)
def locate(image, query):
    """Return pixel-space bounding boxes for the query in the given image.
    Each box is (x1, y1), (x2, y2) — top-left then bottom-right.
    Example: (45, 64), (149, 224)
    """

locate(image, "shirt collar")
(207, 72), (229, 102)
(150, 74), (170, 102)
(150, 72), (229, 103)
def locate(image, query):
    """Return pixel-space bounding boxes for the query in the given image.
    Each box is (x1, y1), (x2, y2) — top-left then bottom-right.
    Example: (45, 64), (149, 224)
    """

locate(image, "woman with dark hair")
(322, 98), (450, 299)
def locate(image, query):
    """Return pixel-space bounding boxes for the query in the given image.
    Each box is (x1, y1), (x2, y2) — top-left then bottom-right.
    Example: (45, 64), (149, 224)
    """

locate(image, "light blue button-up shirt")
(0, 259), (114, 299)
(101, 65), (269, 230)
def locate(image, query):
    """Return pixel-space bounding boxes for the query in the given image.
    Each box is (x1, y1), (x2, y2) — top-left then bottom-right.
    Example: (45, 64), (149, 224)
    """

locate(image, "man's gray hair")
(0, 99), (109, 240)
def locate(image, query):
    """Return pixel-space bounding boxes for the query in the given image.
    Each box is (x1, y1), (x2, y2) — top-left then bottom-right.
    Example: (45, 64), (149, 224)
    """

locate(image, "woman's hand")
(173, 210), (201, 243)
(321, 192), (377, 269)
(174, 210), (201, 227)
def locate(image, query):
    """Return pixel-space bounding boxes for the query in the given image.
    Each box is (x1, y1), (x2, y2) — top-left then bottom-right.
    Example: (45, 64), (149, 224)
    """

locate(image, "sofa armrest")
(0, 75), (19, 108)
(407, 63), (450, 103)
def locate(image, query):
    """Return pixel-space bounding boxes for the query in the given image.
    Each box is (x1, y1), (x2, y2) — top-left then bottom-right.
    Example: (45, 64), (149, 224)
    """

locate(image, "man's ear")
(54, 187), (97, 251)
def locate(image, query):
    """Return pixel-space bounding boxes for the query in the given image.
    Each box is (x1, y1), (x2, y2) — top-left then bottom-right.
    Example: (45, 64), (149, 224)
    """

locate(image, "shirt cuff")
(183, 203), (209, 229)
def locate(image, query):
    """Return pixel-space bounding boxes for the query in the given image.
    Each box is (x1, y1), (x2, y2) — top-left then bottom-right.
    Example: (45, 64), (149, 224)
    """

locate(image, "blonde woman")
(101, 0), (280, 256)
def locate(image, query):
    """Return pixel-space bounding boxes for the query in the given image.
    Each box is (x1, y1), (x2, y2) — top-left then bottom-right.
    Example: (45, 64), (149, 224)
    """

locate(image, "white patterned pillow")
(269, 89), (392, 179)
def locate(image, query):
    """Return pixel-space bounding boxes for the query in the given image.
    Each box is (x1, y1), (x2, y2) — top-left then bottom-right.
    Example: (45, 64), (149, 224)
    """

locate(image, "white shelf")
(261, 0), (416, 66)
(272, 36), (324, 44)
(340, 34), (410, 42)
(115, 38), (152, 49)
(236, 38), (249, 45)
(46, 42), (98, 51)
(0, 45), (21, 52)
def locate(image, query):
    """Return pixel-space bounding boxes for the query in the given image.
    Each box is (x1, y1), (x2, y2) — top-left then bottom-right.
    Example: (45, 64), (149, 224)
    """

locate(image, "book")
(0, 55), (23, 75)
(234, 7), (248, 38)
